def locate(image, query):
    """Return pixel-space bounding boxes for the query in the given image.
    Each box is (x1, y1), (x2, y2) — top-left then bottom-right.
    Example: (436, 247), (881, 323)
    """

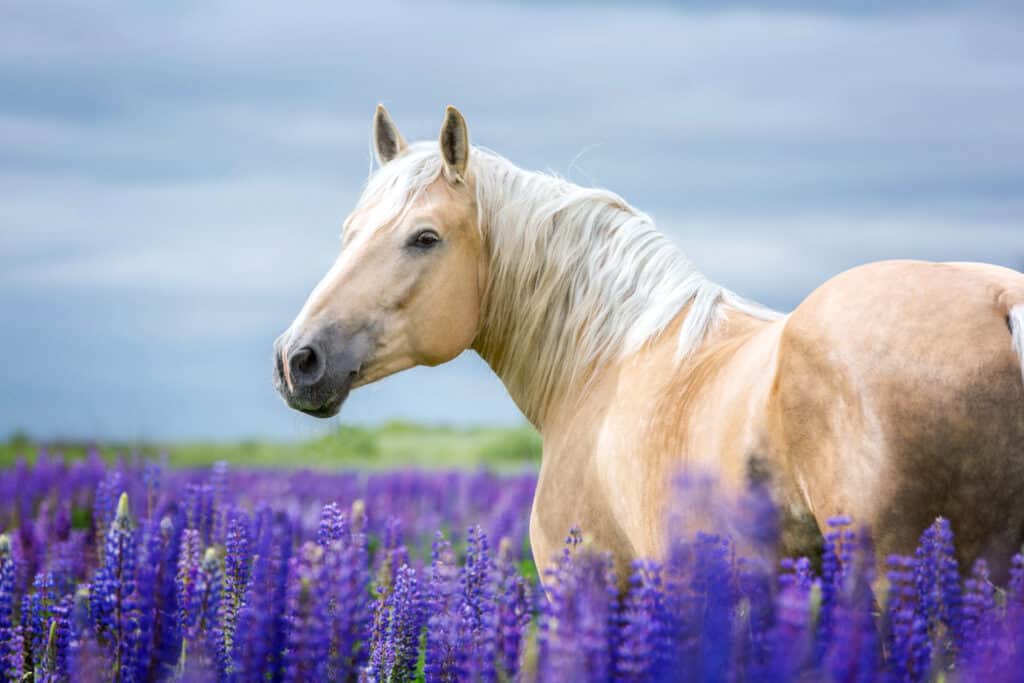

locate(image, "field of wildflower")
(2, 451), (1024, 682)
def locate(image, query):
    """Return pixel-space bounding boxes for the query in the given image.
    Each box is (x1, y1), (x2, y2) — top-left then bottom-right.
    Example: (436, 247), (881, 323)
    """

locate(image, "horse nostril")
(288, 345), (325, 386)
(294, 348), (314, 373)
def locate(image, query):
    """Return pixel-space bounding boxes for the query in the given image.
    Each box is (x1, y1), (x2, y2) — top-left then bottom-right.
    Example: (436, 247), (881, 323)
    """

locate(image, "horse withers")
(273, 105), (1024, 583)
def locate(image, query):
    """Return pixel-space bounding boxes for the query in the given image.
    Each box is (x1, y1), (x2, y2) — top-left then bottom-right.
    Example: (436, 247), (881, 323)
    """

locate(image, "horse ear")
(373, 104), (407, 166)
(438, 105), (469, 182)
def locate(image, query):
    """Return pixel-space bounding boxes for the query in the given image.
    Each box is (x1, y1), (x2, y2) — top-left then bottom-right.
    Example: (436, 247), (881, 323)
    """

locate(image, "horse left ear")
(439, 105), (470, 183)
(373, 104), (407, 166)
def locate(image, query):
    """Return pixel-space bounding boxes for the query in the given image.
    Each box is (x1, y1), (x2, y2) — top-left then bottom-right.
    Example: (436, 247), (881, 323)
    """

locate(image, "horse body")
(772, 260), (1024, 578)
(528, 259), (1024, 580)
(274, 105), (1024, 584)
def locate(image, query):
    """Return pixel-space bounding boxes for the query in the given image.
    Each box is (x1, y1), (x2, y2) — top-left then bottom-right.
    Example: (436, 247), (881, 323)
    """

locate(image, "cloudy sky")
(2, 1), (1022, 441)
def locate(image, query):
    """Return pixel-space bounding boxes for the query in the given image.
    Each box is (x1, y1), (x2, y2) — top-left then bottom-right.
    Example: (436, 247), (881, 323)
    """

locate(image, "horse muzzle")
(272, 324), (371, 418)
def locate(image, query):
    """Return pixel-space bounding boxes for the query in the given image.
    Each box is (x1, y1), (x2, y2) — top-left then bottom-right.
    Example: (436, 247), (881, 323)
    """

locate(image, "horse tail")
(1006, 298), (1024, 387)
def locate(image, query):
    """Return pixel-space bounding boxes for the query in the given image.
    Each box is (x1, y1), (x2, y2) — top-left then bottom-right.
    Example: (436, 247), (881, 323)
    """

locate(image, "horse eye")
(410, 229), (441, 249)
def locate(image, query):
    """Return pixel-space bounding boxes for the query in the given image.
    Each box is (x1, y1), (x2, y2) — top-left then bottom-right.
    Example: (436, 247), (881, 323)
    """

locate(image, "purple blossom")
(316, 502), (349, 547)
(961, 557), (997, 667)
(93, 469), (125, 558)
(216, 507), (252, 677)
(283, 542), (330, 682)
(320, 506), (372, 679)
(824, 534), (878, 683)
(538, 536), (619, 683)
(495, 537), (530, 681)
(616, 560), (670, 681)
(367, 563), (424, 682)
(0, 533), (25, 682)
(89, 492), (143, 682)
(424, 532), (462, 681)
(176, 527), (202, 642)
(7, 455), (1024, 682)
(232, 508), (292, 681)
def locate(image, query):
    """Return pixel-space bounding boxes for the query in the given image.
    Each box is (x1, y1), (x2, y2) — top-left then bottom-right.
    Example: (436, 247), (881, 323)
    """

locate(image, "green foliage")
(476, 428), (543, 462)
(0, 422), (541, 470)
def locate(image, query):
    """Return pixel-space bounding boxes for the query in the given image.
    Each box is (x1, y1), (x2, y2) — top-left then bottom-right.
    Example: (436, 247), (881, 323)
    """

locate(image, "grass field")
(0, 421), (542, 470)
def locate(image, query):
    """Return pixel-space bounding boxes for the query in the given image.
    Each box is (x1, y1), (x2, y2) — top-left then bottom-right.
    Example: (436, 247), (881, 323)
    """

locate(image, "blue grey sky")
(2, 1), (1022, 441)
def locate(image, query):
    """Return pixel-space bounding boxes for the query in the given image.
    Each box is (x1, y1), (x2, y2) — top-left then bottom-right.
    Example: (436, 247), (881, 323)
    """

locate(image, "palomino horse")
(274, 105), (1024, 582)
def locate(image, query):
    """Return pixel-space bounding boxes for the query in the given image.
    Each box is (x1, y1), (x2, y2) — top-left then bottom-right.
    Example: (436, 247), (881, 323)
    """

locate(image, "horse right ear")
(373, 104), (407, 166)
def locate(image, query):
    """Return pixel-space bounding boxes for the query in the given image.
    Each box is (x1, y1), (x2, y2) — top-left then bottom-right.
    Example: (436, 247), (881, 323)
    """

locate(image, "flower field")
(2, 452), (1024, 682)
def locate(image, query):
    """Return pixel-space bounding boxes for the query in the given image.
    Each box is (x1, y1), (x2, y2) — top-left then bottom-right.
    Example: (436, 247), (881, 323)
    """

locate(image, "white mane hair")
(355, 141), (781, 423)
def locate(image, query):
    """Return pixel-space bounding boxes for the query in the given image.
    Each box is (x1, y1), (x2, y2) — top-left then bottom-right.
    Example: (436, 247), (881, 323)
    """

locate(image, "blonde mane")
(355, 142), (781, 423)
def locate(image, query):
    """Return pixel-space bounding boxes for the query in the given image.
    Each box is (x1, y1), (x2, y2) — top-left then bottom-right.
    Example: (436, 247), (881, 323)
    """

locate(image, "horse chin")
(298, 395), (345, 418)
(290, 371), (357, 419)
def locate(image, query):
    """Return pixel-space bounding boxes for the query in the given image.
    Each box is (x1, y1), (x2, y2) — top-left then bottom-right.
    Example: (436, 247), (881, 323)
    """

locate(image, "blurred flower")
(495, 537), (530, 681)
(0, 533), (26, 682)
(5, 453), (1024, 682)
(283, 541), (329, 682)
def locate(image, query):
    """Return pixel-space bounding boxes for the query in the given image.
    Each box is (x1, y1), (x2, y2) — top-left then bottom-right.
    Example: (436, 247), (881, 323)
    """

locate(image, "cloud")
(1, 0), (1022, 439)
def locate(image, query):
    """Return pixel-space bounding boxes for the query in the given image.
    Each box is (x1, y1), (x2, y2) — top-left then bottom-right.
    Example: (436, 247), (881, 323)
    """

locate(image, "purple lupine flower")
(1008, 552), (1024, 617)
(54, 501), (71, 542)
(176, 528), (202, 642)
(316, 502), (349, 547)
(282, 542), (330, 683)
(815, 516), (852, 661)
(424, 532), (461, 681)
(768, 558), (814, 680)
(616, 559), (671, 681)
(367, 563), (424, 683)
(153, 515), (183, 669)
(457, 525), (498, 682)
(495, 537), (530, 681)
(67, 585), (99, 681)
(690, 532), (734, 683)
(142, 461), (161, 520)
(196, 547), (223, 660)
(732, 555), (775, 681)
(0, 533), (26, 682)
(24, 454), (1024, 682)
(825, 533), (878, 683)
(321, 498), (372, 679)
(216, 508), (251, 677)
(537, 535), (618, 683)
(93, 469), (125, 559)
(933, 519), (963, 647)
(232, 508), (292, 681)
(885, 554), (931, 683)
(960, 557), (996, 669)
(52, 594), (73, 681)
(913, 520), (940, 629)
(209, 461), (229, 544)
(183, 483), (216, 546)
(913, 517), (963, 668)
(29, 594), (73, 682)
(50, 518), (85, 597)
(22, 571), (61, 674)
(129, 517), (165, 682)
(89, 492), (142, 682)
(376, 516), (410, 593)
(174, 529), (223, 675)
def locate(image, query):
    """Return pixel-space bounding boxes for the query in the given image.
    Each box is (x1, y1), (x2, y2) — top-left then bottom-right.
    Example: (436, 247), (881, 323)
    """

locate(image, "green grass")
(0, 421), (542, 470)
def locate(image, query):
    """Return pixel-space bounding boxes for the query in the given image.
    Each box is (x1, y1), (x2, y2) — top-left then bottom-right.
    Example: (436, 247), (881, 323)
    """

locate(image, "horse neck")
(468, 162), (729, 430)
